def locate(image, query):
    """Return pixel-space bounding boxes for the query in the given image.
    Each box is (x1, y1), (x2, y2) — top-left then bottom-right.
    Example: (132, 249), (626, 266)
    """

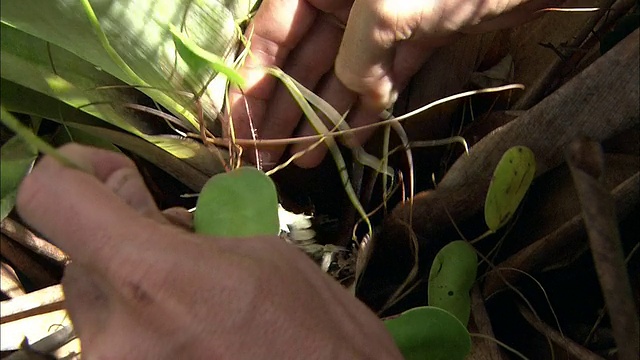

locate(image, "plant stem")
(0, 106), (86, 171)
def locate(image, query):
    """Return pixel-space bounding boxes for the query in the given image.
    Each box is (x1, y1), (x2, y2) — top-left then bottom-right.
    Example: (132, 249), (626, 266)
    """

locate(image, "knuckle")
(372, 7), (398, 33)
(103, 229), (185, 306)
(334, 59), (374, 95)
(107, 251), (161, 306)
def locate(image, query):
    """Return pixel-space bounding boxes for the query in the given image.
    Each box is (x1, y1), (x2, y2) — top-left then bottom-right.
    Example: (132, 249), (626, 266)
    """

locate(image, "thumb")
(16, 144), (166, 269)
(334, 0), (423, 110)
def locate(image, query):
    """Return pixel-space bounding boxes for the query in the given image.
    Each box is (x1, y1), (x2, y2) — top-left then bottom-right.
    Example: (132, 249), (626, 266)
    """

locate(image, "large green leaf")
(1, 0), (257, 125)
(1, 0), (258, 194)
(2, 80), (226, 191)
(0, 136), (37, 221)
(70, 124), (215, 191)
(384, 306), (472, 360)
(0, 23), (147, 134)
(52, 125), (121, 153)
(0, 78), (121, 131)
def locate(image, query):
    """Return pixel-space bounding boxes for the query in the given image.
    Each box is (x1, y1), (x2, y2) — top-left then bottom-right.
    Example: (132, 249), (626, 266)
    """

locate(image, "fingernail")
(162, 207), (194, 231)
(385, 89), (399, 109)
(365, 82), (398, 111)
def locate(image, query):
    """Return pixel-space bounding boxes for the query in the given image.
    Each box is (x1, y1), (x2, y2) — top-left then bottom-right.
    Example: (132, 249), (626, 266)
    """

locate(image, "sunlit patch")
(45, 75), (75, 94)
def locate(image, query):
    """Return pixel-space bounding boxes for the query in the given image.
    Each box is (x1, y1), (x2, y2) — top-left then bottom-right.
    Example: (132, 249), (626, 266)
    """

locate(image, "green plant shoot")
(428, 240), (477, 325)
(169, 24), (245, 87)
(384, 306), (471, 360)
(0, 107), (84, 171)
(194, 167), (279, 237)
(484, 146), (536, 231)
(0, 136), (37, 221)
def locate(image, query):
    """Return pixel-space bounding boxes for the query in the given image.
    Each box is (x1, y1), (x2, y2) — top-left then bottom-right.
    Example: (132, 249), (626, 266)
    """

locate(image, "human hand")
(227, 0), (559, 169)
(16, 144), (402, 359)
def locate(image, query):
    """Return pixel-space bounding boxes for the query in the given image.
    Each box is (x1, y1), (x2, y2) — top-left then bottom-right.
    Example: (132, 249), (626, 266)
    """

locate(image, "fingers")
(290, 74), (357, 168)
(229, 0), (405, 168)
(226, 0), (319, 142)
(335, 0), (410, 111)
(15, 144), (166, 272)
(258, 13), (346, 167)
(227, 0), (354, 167)
(334, 0), (462, 111)
(290, 11), (433, 168)
(462, 0), (563, 33)
(228, 0), (557, 169)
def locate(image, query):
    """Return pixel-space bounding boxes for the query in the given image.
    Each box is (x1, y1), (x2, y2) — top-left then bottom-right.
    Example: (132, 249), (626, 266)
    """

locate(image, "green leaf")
(384, 306), (472, 360)
(68, 124), (216, 192)
(1, 0), (256, 124)
(0, 78), (119, 130)
(484, 146), (536, 231)
(194, 167), (279, 238)
(169, 24), (245, 87)
(52, 125), (120, 153)
(2, 80), (225, 191)
(428, 240), (477, 325)
(0, 23), (147, 135)
(1, 190), (17, 221)
(1, 106), (84, 171)
(0, 136), (38, 220)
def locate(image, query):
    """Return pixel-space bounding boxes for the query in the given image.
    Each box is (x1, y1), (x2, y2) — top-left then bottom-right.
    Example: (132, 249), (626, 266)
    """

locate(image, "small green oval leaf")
(194, 167), (279, 238)
(384, 306), (471, 360)
(484, 146), (536, 231)
(428, 240), (477, 325)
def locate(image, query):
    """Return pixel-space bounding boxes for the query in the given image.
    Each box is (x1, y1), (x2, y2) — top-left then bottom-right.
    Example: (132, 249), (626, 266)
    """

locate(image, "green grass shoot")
(169, 24), (245, 88)
(0, 106), (86, 171)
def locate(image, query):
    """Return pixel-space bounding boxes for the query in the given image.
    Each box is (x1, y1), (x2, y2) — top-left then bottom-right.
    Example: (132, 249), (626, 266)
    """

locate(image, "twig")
(1, 262), (26, 298)
(518, 302), (604, 360)
(567, 137), (639, 360)
(206, 84), (524, 148)
(0, 234), (58, 288)
(1, 218), (68, 266)
(0, 284), (65, 324)
(483, 171), (639, 297)
(386, 28), (639, 246)
(468, 285), (505, 360)
(6, 324), (76, 360)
